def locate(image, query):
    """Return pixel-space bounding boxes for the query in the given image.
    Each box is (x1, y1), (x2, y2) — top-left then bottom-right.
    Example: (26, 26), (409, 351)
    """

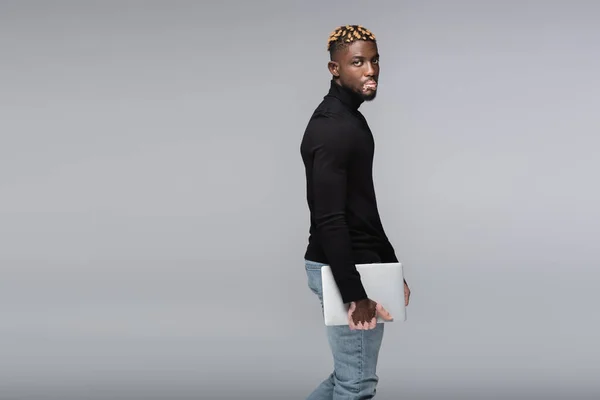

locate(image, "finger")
(348, 314), (356, 330)
(368, 317), (377, 330)
(348, 317), (356, 330)
(347, 303), (357, 329)
(348, 317), (357, 330)
(376, 303), (393, 321)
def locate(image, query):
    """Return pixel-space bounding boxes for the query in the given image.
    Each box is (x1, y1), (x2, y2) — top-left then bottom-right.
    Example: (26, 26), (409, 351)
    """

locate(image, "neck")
(329, 79), (364, 110)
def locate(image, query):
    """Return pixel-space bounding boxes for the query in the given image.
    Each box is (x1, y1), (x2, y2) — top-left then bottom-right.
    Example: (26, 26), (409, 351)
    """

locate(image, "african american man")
(300, 25), (411, 399)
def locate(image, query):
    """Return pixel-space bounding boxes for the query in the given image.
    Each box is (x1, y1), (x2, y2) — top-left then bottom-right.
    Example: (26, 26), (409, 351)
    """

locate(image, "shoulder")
(303, 113), (355, 149)
(305, 103), (355, 141)
(301, 116), (356, 165)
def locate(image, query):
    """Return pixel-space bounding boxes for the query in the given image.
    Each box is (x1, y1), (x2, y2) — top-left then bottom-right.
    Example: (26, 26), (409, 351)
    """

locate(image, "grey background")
(1, 1), (599, 399)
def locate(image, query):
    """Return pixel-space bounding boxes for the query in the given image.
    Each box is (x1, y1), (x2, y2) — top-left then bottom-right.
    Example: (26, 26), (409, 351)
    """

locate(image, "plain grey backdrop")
(1, 1), (599, 399)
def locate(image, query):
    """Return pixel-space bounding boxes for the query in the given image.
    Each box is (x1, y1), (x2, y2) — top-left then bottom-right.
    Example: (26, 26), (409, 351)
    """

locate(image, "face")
(328, 40), (380, 101)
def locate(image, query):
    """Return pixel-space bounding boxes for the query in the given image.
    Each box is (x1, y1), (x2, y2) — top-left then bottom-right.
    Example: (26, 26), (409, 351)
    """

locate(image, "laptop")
(321, 262), (406, 326)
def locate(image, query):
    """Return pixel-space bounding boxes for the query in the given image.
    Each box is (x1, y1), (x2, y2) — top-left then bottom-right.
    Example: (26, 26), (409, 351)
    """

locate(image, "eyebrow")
(351, 53), (379, 59)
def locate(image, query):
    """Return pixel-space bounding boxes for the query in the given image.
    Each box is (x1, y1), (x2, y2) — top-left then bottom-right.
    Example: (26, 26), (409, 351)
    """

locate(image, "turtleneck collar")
(326, 79), (364, 111)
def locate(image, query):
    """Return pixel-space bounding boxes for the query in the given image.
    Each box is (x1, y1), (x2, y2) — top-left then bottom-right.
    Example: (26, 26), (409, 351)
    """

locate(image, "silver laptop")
(321, 262), (406, 326)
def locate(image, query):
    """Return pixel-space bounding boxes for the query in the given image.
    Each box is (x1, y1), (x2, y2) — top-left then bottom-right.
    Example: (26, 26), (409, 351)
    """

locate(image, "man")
(300, 25), (411, 399)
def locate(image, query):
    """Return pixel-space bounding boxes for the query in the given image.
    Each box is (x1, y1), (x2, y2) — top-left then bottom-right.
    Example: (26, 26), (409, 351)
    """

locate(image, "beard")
(361, 90), (377, 101)
(335, 77), (378, 102)
(354, 86), (377, 101)
(354, 79), (378, 101)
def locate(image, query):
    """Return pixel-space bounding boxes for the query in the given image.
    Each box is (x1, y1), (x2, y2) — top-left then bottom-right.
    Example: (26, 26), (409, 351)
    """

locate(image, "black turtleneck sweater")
(300, 80), (398, 304)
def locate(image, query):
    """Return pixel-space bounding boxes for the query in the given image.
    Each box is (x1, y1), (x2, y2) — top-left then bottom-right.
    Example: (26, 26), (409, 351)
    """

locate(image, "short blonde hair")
(327, 25), (377, 52)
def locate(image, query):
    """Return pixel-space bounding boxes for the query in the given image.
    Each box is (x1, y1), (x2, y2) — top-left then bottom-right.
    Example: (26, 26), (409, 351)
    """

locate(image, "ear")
(327, 61), (340, 78)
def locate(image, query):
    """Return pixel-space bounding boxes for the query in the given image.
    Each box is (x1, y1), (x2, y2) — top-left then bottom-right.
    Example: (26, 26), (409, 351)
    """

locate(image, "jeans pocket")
(305, 261), (324, 303)
(306, 269), (320, 297)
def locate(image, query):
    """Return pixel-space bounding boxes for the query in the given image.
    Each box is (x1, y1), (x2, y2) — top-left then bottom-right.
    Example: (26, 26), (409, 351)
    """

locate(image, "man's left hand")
(404, 280), (411, 306)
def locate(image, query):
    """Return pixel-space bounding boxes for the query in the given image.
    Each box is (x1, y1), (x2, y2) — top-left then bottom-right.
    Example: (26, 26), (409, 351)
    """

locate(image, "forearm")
(315, 215), (367, 303)
(311, 124), (366, 304)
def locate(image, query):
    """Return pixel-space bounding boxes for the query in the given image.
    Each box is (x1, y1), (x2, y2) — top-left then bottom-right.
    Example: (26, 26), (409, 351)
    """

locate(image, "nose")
(364, 62), (377, 77)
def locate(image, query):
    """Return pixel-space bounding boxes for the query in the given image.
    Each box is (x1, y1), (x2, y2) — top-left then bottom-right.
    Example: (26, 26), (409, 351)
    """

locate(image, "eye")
(353, 60), (362, 66)
(373, 58), (379, 64)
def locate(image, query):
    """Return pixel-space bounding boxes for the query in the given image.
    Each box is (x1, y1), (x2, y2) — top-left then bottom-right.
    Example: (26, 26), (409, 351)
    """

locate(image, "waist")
(305, 240), (384, 263)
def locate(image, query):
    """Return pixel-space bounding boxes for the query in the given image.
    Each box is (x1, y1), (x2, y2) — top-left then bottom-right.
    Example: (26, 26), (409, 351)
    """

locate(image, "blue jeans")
(305, 260), (385, 400)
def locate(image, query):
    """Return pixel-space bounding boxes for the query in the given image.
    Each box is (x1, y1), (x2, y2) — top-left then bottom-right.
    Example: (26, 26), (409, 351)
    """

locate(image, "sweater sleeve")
(310, 118), (367, 304)
(374, 211), (399, 263)
(380, 239), (399, 263)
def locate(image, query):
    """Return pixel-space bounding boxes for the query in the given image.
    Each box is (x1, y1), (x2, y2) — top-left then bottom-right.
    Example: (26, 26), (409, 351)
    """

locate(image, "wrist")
(354, 298), (371, 306)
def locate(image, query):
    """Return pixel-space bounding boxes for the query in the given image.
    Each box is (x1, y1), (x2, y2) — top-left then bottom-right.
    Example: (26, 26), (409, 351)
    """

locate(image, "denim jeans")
(305, 259), (385, 400)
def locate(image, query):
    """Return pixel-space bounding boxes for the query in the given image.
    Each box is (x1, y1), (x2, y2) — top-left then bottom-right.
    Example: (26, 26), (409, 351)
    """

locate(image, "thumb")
(347, 302), (358, 330)
(376, 303), (393, 321)
(347, 301), (356, 317)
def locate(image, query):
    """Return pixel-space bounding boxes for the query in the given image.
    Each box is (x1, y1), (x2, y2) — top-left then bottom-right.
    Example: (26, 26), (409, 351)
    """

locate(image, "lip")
(363, 80), (378, 90)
